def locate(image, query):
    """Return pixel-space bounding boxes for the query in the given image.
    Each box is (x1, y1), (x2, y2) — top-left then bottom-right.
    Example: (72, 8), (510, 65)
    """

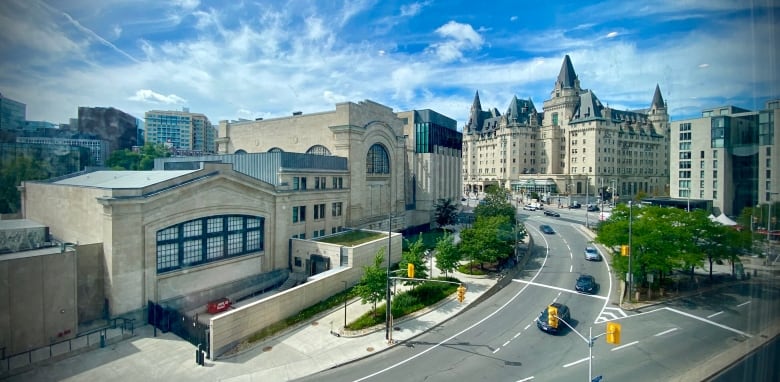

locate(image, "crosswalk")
(595, 306), (628, 323)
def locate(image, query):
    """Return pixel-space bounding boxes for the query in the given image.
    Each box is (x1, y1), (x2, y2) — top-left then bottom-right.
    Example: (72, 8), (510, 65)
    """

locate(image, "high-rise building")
(0, 92), (26, 131)
(145, 108), (216, 154)
(77, 106), (141, 152)
(670, 99), (780, 216)
(463, 55), (670, 202)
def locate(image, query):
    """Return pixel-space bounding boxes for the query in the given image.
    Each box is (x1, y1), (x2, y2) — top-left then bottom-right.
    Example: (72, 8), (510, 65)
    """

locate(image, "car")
(584, 246), (601, 261)
(523, 205), (537, 211)
(575, 274), (599, 294)
(569, 202), (581, 209)
(587, 204), (600, 212)
(544, 210), (560, 217)
(536, 302), (571, 334)
(540, 224), (555, 234)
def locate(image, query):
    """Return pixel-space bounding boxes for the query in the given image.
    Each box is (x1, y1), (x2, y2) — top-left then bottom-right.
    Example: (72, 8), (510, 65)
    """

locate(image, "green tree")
(400, 234), (428, 280)
(433, 198), (458, 228)
(107, 143), (171, 170)
(474, 187), (515, 224)
(0, 156), (49, 213)
(434, 232), (460, 277)
(355, 250), (388, 315)
(459, 214), (514, 271)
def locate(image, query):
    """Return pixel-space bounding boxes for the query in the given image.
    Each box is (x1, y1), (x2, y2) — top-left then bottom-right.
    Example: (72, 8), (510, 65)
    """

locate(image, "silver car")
(584, 246), (601, 261)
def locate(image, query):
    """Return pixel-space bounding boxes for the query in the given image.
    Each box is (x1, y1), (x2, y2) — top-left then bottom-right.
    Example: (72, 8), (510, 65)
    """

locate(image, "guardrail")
(1, 317), (135, 375)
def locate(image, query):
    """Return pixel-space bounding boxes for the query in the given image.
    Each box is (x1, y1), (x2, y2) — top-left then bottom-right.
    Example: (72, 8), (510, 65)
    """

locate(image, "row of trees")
(106, 143), (171, 170)
(355, 188), (527, 313)
(596, 204), (751, 287)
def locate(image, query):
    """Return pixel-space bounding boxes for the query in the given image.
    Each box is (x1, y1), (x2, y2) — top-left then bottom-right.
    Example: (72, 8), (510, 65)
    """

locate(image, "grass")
(318, 230), (387, 246)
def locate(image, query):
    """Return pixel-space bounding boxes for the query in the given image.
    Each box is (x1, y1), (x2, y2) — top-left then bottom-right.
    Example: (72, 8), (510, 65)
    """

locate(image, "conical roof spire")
(471, 90), (482, 111)
(557, 55), (578, 89)
(651, 84), (665, 109)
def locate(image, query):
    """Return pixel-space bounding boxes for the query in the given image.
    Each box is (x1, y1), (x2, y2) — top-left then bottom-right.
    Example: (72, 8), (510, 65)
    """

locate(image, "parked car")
(587, 204), (600, 212)
(575, 274), (599, 294)
(536, 302), (571, 334)
(569, 202), (581, 209)
(523, 205), (537, 211)
(540, 224), (555, 234)
(544, 210), (560, 217)
(584, 246), (601, 261)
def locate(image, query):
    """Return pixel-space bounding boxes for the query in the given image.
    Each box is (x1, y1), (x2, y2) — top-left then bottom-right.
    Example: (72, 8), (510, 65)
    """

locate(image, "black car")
(544, 210), (560, 217)
(575, 274), (599, 294)
(587, 205), (600, 212)
(569, 202), (581, 209)
(536, 302), (571, 334)
(540, 224), (555, 234)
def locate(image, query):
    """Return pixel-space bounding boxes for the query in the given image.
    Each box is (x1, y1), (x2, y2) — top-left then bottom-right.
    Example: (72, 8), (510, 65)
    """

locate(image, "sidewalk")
(3, 268), (501, 382)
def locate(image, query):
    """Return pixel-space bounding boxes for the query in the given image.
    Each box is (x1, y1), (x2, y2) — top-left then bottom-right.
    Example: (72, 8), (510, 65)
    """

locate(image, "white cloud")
(698, 63), (710, 68)
(510, 16), (518, 22)
(427, 21), (484, 62)
(606, 31), (619, 38)
(400, 2), (430, 17)
(129, 89), (187, 105)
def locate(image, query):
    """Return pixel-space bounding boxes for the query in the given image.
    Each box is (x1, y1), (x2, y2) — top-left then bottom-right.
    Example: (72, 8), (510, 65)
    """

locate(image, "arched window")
(155, 215), (264, 273)
(366, 144), (390, 174)
(234, 149), (247, 154)
(306, 145), (331, 156)
(268, 147), (283, 153)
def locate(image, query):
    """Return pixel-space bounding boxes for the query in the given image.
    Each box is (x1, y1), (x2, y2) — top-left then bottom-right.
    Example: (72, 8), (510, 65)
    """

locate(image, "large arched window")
(156, 215), (264, 273)
(366, 143), (390, 174)
(306, 145), (331, 156)
(268, 147), (283, 153)
(234, 149), (247, 154)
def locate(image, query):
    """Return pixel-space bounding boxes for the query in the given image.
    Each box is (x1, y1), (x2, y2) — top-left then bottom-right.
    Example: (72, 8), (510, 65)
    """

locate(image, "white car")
(522, 205), (537, 211)
(584, 247), (602, 261)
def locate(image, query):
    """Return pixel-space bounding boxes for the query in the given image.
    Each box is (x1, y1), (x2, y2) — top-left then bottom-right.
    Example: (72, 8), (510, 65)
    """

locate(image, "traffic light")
(457, 284), (466, 303)
(547, 305), (559, 328)
(407, 263), (415, 278)
(621, 245), (630, 256)
(606, 321), (621, 344)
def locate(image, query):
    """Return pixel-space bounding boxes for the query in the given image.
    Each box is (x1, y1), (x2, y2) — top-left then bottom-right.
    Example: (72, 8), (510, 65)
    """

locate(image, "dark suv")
(575, 274), (599, 294)
(536, 302), (571, 334)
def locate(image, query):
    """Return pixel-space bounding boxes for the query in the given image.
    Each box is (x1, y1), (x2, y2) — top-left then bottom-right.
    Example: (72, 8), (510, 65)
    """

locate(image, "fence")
(1, 318), (135, 375)
(148, 301), (209, 357)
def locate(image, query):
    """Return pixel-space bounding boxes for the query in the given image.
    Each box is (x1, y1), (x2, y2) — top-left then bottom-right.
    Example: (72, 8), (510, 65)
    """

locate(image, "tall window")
(332, 176), (343, 189)
(156, 215), (264, 273)
(314, 203), (325, 219)
(293, 206), (306, 223)
(366, 144), (390, 174)
(332, 202), (343, 217)
(306, 145), (332, 156)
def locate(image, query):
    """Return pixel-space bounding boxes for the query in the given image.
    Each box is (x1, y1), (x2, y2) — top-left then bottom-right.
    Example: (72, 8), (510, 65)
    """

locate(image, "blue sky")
(0, 0), (777, 128)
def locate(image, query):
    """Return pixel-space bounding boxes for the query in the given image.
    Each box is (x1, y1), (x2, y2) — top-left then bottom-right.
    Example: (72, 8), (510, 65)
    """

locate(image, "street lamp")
(342, 280), (348, 329)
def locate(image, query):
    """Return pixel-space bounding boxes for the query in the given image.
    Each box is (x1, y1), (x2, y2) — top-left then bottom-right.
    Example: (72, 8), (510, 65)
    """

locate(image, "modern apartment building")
(0, 92), (26, 131)
(397, 109), (463, 227)
(463, 55), (670, 202)
(670, 99), (780, 216)
(16, 136), (110, 166)
(145, 108), (216, 154)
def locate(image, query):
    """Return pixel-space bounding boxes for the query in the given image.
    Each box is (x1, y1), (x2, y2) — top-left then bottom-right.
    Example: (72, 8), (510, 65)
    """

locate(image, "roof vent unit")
(292, 111), (303, 116)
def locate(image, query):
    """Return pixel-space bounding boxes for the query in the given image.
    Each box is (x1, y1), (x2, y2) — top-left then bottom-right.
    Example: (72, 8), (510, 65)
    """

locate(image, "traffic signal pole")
(554, 316), (619, 382)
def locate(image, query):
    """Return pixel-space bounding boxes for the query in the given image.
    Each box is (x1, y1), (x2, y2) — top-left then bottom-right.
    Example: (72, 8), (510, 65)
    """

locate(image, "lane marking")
(524, 324), (531, 330)
(492, 348), (501, 354)
(512, 279), (608, 300)
(570, 265), (573, 272)
(518, 377), (535, 382)
(654, 328), (678, 337)
(563, 356), (591, 368)
(737, 301), (751, 307)
(707, 311), (724, 319)
(513, 332), (522, 339)
(353, 231), (554, 382)
(503, 340), (511, 347)
(664, 307), (753, 338)
(611, 340), (639, 351)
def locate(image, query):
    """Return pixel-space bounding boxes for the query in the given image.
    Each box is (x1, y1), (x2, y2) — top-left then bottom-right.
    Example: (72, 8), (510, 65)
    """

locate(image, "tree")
(0, 156), (49, 213)
(400, 234), (428, 280)
(107, 143), (171, 170)
(434, 232), (460, 277)
(474, 187), (515, 224)
(355, 250), (387, 315)
(459, 214), (514, 270)
(433, 198), (458, 228)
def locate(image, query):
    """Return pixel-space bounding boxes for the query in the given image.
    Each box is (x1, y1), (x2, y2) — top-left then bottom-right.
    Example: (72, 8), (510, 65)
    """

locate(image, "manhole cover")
(366, 347), (375, 352)
(263, 346), (273, 352)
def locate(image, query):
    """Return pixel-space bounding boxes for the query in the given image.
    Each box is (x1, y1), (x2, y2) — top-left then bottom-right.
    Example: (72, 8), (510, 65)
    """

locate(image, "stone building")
(463, 55), (670, 202)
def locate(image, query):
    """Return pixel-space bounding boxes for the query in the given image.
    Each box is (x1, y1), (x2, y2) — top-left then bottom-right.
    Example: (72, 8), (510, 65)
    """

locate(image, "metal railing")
(2, 318), (135, 374)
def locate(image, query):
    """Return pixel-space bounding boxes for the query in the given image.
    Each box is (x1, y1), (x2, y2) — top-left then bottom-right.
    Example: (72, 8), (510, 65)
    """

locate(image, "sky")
(0, 0), (778, 129)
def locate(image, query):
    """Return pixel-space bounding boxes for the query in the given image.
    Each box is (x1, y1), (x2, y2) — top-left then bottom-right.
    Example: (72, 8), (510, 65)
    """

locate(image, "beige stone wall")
(76, 243), (105, 323)
(0, 250), (78, 355)
(22, 182), (108, 245)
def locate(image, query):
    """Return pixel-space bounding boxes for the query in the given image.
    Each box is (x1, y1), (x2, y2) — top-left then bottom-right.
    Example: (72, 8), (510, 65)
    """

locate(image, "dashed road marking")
(654, 327), (678, 337)
(503, 340), (511, 347)
(707, 311), (724, 319)
(517, 377), (535, 382)
(492, 347), (501, 354)
(513, 332), (522, 339)
(611, 340), (639, 351)
(563, 356), (592, 368)
(595, 307), (628, 324)
(737, 301), (751, 307)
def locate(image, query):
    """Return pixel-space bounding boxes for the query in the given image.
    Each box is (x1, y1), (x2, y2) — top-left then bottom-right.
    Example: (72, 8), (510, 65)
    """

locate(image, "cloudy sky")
(0, 0), (777, 128)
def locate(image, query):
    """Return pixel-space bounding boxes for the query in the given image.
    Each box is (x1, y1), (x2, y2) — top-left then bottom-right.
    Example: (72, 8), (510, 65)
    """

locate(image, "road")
(296, 204), (780, 381)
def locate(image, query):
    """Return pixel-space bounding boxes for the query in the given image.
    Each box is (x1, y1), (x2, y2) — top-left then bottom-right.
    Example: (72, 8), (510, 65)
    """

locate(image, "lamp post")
(342, 280), (348, 329)
(385, 212), (392, 341)
(628, 200), (634, 303)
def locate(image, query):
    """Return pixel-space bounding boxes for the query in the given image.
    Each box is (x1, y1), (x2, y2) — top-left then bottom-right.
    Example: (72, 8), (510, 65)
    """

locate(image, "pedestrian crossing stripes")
(595, 307), (628, 323)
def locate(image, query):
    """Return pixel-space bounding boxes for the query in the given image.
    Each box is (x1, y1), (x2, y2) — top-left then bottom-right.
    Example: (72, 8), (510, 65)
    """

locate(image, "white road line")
(503, 340), (511, 347)
(563, 356), (592, 368)
(517, 377), (535, 382)
(707, 311), (724, 318)
(665, 307), (753, 338)
(512, 279), (608, 300)
(737, 301), (751, 307)
(513, 332), (522, 339)
(611, 340), (639, 351)
(352, 232), (553, 382)
(654, 328), (678, 337)
(570, 265), (573, 272)
(493, 348), (501, 354)
(524, 324), (531, 330)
